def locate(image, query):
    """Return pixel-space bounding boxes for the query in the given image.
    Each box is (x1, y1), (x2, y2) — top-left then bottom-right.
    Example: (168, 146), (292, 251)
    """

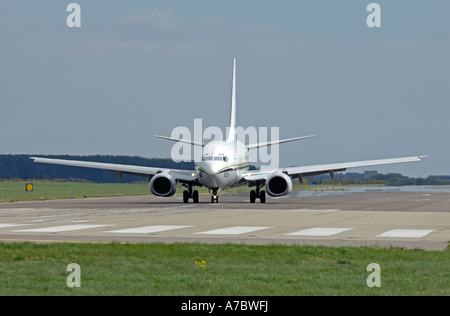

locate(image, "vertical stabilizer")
(227, 58), (237, 142)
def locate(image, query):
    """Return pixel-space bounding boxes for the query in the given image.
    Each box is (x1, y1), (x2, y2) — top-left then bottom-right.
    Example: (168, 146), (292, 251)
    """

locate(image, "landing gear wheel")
(260, 190), (266, 203)
(249, 185), (266, 203)
(193, 190), (199, 203)
(183, 190), (189, 203)
(250, 190), (256, 203)
(210, 188), (219, 203)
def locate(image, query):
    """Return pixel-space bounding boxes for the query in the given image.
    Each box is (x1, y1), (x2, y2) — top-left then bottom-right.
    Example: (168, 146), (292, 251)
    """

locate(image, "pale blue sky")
(1, 1), (449, 177)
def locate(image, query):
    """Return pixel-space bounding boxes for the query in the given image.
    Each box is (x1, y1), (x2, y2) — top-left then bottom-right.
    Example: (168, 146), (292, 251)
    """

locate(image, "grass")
(0, 180), (376, 202)
(0, 242), (448, 296)
(0, 181), (150, 202)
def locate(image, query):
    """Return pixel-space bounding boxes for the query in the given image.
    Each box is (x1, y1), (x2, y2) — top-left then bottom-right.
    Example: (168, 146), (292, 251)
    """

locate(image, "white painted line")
(194, 226), (273, 235)
(286, 227), (353, 236)
(28, 219), (92, 223)
(0, 223), (33, 228)
(29, 213), (85, 219)
(106, 225), (191, 234)
(168, 205), (193, 209)
(290, 209), (339, 212)
(13, 224), (112, 233)
(376, 229), (434, 238)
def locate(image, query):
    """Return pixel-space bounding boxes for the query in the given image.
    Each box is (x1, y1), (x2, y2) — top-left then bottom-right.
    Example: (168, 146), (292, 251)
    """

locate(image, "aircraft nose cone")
(200, 162), (221, 175)
(197, 162), (223, 188)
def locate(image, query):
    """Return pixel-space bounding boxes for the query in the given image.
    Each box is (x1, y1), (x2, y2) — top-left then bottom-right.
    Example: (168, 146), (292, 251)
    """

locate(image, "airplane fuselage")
(195, 139), (249, 190)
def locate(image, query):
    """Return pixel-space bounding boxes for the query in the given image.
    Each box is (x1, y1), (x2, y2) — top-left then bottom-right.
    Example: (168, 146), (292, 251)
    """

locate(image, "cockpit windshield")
(203, 156), (228, 162)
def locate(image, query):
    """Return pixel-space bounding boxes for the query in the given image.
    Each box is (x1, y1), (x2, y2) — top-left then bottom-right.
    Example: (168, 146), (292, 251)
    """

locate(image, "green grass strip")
(0, 242), (448, 296)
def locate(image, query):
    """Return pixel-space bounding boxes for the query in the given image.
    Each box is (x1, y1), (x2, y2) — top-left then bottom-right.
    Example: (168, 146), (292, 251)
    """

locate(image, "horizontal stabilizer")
(154, 135), (204, 147)
(247, 135), (317, 150)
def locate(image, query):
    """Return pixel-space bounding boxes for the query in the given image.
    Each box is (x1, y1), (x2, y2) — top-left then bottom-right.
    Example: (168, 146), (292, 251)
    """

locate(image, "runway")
(0, 188), (449, 251)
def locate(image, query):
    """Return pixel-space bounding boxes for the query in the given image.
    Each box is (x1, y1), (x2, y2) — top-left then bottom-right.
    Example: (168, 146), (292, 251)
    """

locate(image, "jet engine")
(265, 172), (293, 197)
(149, 173), (177, 197)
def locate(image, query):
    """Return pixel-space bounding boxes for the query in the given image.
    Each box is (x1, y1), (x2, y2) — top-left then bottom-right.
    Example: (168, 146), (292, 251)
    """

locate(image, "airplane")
(31, 58), (426, 203)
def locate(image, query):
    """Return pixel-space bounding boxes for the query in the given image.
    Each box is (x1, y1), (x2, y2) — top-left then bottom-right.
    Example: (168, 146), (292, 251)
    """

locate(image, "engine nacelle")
(149, 173), (176, 197)
(266, 172), (293, 197)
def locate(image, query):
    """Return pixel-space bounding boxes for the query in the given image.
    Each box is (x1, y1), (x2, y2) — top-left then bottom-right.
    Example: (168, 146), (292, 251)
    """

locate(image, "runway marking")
(13, 224), (113, 233)
(106, 225), (191, 234)
(0, 223), (33, 228)
(376, 229), (434, 238)
(290, 209), (339, 212)
(29, 213), (85, 219)
(28, 219), (92, 223)
(286, 227), (353, 236)
(194, 226), (273, 235)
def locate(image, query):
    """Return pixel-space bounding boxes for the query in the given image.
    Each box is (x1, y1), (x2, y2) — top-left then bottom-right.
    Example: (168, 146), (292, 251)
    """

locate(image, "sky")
(1, 0), (449, 177)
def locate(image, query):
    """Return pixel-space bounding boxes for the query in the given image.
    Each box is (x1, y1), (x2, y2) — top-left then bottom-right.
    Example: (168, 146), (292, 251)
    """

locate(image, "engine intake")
(266, 172), (293, 197)
(150, 173), (176, 197)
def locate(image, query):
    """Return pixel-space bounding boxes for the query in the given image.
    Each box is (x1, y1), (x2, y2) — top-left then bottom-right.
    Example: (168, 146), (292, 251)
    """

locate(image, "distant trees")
(1, 154), (449, 186)
(0, 155), (193, 183)
(366, 173), (450, 186)
(306, 172), (450, 186)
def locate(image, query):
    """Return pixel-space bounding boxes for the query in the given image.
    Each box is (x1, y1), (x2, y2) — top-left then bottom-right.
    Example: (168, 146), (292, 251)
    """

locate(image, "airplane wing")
(30, 157), (198, 183)
(244, 155), (427, 183)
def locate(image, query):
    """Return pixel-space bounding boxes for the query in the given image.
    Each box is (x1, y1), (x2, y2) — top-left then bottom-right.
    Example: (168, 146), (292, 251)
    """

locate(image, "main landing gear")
(183, 186), (265, 204)
(183, 186), (219, 203)
(250, 185), (266, 203)
(183, 185), (199, 203)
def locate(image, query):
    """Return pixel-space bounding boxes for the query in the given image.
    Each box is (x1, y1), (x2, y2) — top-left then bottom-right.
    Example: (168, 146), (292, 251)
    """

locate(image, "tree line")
(308, 172), (450, 186)
(0, 155), (193, 183)
(1, 154), (448, 186)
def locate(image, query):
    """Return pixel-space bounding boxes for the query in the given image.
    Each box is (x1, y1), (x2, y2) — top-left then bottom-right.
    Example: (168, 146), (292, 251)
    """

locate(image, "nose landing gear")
(210, 188), (219, 203)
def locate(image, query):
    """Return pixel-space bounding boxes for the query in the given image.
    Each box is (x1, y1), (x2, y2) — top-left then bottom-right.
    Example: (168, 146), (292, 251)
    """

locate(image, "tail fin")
(227, 58), (237, 143)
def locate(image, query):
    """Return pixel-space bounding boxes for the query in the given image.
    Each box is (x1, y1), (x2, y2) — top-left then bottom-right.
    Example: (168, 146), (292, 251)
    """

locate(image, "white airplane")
(31, 58), (426, 203)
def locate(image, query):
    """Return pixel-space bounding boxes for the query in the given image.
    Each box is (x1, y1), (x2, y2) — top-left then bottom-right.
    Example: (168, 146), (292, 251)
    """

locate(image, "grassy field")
(0, 180), (365, 202)
(0, 181), (150, 202)
(0, 242), (448, 296)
